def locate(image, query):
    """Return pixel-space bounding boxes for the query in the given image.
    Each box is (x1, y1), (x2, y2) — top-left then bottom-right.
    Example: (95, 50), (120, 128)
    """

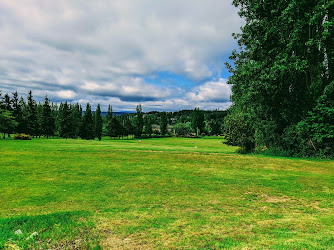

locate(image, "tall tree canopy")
(226, 0), (333, 155)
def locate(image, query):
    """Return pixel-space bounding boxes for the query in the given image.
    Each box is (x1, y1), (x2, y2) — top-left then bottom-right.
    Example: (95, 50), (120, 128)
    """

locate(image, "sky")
(0, 0), (244, 112)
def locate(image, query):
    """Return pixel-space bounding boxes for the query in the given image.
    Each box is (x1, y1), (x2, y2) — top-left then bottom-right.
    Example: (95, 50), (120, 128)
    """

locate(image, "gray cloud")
(0, 0), (243, 110)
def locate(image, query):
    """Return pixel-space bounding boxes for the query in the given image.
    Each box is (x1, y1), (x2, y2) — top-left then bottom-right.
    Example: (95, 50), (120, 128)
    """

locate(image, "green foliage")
(59, 101), (74, 139)
(297, 82), (334, 157)
(13, 134), (32, 140)
(95, 104), (103, 141)
(174, 122), (192, 137)
(0, 108), (18, 139)
(81, 103), (95, 140)
(160, 111), (168, 135)
(223, 112), (254, 152)
(135, 104), (144, 137)
(26, 91), (38, 137)
(226, 0), (334, 156)
(191, 108), (204, 135)
(42, 96), (55, 138)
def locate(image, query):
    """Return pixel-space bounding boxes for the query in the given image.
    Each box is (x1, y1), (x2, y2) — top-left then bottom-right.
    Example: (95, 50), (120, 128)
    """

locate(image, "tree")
(12, 92), (25, 134)
(160, 111), (168, 135)
(95, 104), (103, 141)
(42, 96), (55, 138)
(297, 82), (334, 156)
(223, 112), (254, 152)
(59, 101), (73, 138)
(143, 115), (153, 136)
(226, 0), (333, 153)
(26, 91), (38, 137)
(0, 108), (18, 139)
(174, 122), (192, 137)
(80, 103), (95, 140)
(135, 104), (144, 137)
(72, 103), (82, 138)
(191, 108), (204, 135)
(106, 105), (113, 137)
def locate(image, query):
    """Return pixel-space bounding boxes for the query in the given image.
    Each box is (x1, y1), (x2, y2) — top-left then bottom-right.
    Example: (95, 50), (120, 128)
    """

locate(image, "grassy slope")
(0, 137), (333, 249)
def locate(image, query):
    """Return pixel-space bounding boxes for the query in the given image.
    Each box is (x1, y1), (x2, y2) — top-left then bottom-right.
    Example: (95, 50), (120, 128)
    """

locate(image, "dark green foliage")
(143, 115), (153, 135)
(0, 108), (18, 139)
(59, 102), (74, 139)
(223, 112), (254, 152)
(297, 82), (334, 156)
(12, 92), (25, 134)
(160, 112), (168, 135)
(135, 104), (144, 137)
(42, 96), (55, 138)
(226, 0), (334, 157)
(95, 104), (103, 141)
(26, 91), (39, 137)
(71, 104), (82, 138)
(80, 103), (95, 140)
(106, 105), (113, 137)
(191, 108), (204, 135)
(174, 122), (192, 137)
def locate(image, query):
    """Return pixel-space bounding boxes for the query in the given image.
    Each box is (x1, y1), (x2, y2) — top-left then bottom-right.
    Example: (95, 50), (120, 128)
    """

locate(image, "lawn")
(0, 137), (333, 249)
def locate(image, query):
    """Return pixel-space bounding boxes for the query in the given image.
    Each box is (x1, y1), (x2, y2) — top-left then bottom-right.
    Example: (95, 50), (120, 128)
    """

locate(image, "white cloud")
(187, 78), (231, 103)
(57, 90), (77, 99)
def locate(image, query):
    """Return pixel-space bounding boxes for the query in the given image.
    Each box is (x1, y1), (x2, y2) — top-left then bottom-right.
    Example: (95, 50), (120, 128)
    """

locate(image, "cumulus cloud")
(0, 0), (242, 110)
(187, 78), (231, 103)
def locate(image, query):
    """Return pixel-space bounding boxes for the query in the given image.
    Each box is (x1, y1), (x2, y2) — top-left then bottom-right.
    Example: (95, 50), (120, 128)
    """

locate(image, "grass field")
(1, 137), (333, 249)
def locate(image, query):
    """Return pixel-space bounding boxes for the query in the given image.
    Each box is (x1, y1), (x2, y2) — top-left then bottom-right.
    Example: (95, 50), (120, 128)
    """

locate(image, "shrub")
(223, 112), (255, 152)
(13, 134), (32, 140)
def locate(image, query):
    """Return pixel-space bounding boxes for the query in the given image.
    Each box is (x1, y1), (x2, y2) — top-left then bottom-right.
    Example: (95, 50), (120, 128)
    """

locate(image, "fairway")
(1, 137), (333, 249)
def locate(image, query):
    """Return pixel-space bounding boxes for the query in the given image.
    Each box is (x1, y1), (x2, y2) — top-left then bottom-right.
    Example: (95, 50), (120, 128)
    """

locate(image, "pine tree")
(95, 104), (103, 141)
(26, 91), (38, 137)
(106, 105), (113, 137)
(81, 103), (95, 140)
(42, 96), (55, 138)
(12, 92), (24, 134)
(60, 101), (73, 138)
(72, 103), (81, 138)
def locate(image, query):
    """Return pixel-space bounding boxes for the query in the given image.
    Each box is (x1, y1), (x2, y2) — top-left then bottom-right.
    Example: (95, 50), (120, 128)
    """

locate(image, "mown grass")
(0, 137), (333, 249)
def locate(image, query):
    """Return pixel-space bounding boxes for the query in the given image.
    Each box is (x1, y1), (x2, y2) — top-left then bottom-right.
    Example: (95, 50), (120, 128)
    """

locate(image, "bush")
(13, 134), (32, 140)
(223, 112), (255, 152)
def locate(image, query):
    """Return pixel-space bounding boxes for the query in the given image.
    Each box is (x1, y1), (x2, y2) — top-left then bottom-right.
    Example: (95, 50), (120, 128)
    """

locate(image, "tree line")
(0, 90), (227, 140)
(224, 0), (333, 158)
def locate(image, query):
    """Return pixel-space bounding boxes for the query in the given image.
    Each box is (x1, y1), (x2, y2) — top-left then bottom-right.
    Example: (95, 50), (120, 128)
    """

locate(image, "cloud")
(187, 78), (231, 103)
(0, 0), (242, 110)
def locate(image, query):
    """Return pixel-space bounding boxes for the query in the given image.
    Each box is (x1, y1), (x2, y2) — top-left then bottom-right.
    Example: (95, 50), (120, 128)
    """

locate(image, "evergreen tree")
(72, 103), (81, 138)
(160, 112), (168, 135)
(12, 92), (24, 134)
(81, 103), (95, 140)
(95, 104), (103, 141)
(42, 96), (55, 138)
(60, 101), (74, 138)
(26, 91), (38, 137)
(106, 105), (113, 137)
